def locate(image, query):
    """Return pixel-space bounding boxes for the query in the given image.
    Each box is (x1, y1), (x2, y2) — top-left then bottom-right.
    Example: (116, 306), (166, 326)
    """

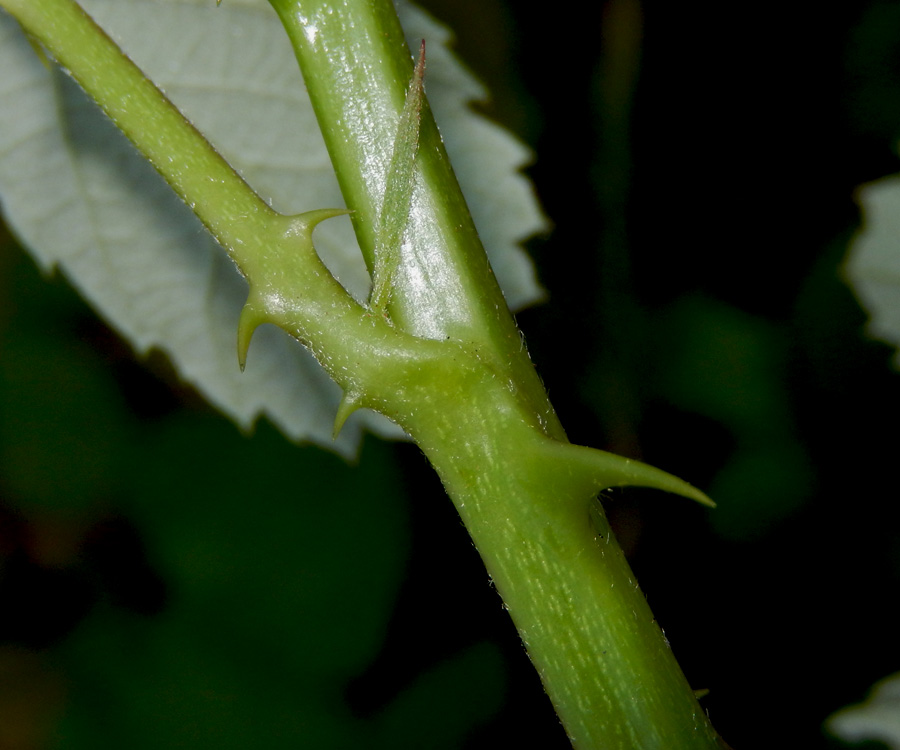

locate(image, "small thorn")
(237, 299), (266, 372)
(333, 390), (363, 439)
(288, 207), (353, 237)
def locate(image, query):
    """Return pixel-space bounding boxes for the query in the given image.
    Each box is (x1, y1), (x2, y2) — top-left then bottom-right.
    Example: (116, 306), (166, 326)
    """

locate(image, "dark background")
(2, 0), (900, 747)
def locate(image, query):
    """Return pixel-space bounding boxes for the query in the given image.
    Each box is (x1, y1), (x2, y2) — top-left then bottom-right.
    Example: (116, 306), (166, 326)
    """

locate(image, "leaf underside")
(845, 175), (900, 370)
(0, 0), (548, 456)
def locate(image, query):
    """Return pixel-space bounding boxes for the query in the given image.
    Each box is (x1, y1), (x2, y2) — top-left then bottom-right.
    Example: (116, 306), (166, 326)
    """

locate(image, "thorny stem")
(1, 0), (728, 746)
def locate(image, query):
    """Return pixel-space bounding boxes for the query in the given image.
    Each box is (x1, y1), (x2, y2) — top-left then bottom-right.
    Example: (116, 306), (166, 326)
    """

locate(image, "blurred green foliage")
(0, 230), (507, 747)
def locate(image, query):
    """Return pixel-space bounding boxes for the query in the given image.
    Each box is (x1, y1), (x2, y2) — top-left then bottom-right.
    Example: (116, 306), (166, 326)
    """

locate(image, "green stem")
(2, 0), (728, 747)
(267, 0), (565, 440)
(268, 2), (726, 748)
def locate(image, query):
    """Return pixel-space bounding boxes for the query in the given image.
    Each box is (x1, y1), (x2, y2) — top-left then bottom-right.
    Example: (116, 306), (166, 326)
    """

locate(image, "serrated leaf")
(845, 175), (900, 365)
(0, 0), (547, 456)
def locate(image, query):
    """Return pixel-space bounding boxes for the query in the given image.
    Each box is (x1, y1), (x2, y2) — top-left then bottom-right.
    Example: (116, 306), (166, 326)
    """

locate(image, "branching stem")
(0, 0), (728, 747)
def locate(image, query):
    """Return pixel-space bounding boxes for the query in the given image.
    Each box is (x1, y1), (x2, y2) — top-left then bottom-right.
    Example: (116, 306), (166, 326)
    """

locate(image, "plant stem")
(2, 0), (729, 746)
(269, 2), (726, 747)
(267, 0), (565, 440)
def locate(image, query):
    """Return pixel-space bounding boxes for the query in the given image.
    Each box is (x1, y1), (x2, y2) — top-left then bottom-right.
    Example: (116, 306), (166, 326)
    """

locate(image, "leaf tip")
(416, 39), (426, 81)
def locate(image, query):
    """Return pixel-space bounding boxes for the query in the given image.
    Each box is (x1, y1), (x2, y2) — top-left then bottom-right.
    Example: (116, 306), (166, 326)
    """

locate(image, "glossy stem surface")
(267, 0), (565, 440)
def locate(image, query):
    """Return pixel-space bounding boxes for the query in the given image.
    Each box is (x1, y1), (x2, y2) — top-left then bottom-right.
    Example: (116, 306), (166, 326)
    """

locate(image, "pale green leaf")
(827, 672), (900, 749)
(845, 176), (900, 365)
(0, 0), (547, 456)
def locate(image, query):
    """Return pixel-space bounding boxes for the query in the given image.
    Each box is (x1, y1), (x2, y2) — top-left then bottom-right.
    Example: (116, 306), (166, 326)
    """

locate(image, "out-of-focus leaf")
(372, 642), (506, 749)
(49, 419), (412, 749)
(0, 0), (547, 457)
(0, 246), (131, 514)
(652, 295), (815, 537)
(827, 672), (900, 750)
(845, 176), (900, 364)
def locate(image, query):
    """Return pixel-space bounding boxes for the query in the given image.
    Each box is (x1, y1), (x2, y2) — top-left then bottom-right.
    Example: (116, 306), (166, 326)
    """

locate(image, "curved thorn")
(286, 208), (353, 241)
(237, 297), (267, 372)
(535, 438), (716, 508)
(333, 390), (363, 439)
